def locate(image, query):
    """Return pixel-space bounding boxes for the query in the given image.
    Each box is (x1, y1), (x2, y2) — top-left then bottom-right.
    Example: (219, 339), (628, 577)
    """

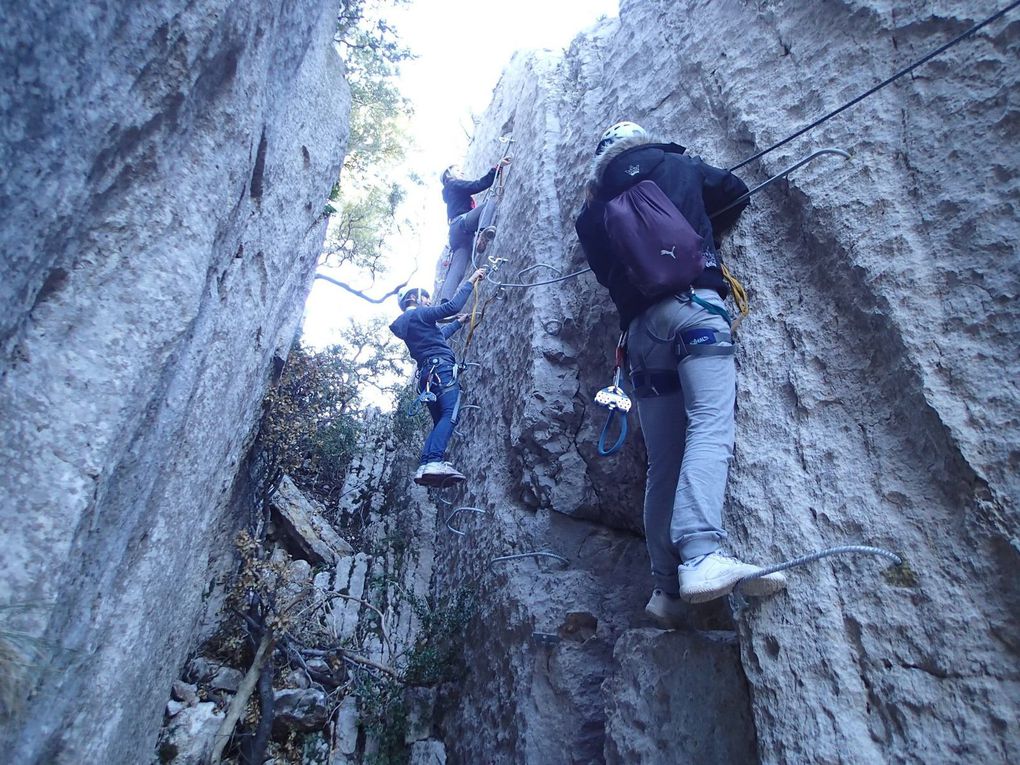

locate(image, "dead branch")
(208, 628), (274, 765)
(291, 591), (394, 659)
(300, 646), (399, 678)
(314, 272), (410, 304)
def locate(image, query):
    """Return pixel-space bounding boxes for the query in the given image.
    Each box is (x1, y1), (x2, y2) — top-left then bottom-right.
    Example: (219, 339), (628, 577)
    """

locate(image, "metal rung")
(446, 506), (487, 536)
(489, 551), (569, 568)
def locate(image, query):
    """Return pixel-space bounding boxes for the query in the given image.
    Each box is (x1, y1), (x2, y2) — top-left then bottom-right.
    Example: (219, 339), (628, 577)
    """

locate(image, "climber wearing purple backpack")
(575, 121), (787, 624)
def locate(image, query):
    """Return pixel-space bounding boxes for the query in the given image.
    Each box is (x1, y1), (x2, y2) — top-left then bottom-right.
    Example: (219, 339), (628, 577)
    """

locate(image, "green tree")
(259, 319), (405, 503)
(327, 0), (417, 279)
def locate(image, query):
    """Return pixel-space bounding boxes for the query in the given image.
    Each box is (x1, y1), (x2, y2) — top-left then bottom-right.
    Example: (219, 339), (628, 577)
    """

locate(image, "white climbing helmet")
(398, 286), (430, 310)
(595, 121), (647, 156)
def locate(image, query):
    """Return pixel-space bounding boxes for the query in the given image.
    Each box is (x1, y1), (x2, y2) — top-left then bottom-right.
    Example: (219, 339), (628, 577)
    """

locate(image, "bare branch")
(209, 629), (274, 765)
(314, 272), (411, 304)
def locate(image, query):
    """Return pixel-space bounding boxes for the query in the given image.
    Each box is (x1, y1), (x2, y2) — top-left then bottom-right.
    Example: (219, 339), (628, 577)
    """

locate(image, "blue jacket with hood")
(389, 280), (473, 368)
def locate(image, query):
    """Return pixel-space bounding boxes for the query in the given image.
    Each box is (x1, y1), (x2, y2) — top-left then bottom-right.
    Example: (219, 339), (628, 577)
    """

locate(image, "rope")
(730, 1), (1020, 171)
(464, 280), (482, 350)
(721, 263), (749, 321)
(487, 266), (593, 289)
(734, 544), (903, 593)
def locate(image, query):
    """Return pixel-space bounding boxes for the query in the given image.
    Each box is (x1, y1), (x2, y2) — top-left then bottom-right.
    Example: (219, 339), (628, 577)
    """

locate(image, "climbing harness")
(627, 293), (736, 397)
(730, 1), (1020, 171)
(405, 358), (462, 417)
(594, 334), (632, 456)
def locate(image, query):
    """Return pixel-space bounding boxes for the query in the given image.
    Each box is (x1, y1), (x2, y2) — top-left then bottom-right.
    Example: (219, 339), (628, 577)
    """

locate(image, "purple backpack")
(603, 180), (705, 298)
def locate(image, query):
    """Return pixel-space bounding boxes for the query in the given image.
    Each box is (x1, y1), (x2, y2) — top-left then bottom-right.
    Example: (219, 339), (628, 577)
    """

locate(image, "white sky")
(301, 0), (619, 349)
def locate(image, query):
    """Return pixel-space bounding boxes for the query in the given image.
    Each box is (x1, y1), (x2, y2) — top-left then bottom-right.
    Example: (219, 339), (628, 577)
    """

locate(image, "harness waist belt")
(630, 369), (681, 398)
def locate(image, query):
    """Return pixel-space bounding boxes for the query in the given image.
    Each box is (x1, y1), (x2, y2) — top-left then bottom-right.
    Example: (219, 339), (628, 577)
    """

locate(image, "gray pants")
(627, 289), (735, 595)
(438, 201), (496, 302)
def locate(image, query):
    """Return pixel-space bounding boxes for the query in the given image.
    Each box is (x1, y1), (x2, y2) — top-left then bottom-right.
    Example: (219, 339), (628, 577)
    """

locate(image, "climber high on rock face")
(574, 121), (787, 621)
(390, 267), (487, 487)
(437, 157), (510, 301)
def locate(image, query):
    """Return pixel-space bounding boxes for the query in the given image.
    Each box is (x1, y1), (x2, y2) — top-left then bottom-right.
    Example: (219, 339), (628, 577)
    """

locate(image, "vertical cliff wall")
(0, 1), (349, 762)
(426, 0), (1019, 762)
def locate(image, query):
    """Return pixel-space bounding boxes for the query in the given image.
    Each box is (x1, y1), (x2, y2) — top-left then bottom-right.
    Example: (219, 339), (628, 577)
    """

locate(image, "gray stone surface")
(428, 0), (1019, 762)
(603, 629), (756, 764)
(0, 1), (349, 762)
(170, 680), (198, 706)
(273, 688), (329, 733)
(408, 739), (447, 765)
(156, 702), (224, 765)
(333, 695), (359, 757)
(209, 665), (243, 693)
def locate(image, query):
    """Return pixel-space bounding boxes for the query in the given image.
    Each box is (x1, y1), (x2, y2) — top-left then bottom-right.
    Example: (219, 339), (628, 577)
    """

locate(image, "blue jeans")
(420, 362), (461, 464)
(627, 289), (735, 594)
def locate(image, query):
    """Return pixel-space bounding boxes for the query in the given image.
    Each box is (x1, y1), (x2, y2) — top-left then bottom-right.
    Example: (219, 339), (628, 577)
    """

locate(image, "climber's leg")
(668, 290), (733, 562)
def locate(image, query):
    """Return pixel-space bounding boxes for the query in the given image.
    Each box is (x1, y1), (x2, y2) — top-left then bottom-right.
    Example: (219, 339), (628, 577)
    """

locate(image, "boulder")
(209, 666), (244, 693)
(157, 702), (224, 765)
(171, 680), (198, 706)
(0, 0), (350, 760)
(273, 688), (329, 733)
(271, 476), (355, 565)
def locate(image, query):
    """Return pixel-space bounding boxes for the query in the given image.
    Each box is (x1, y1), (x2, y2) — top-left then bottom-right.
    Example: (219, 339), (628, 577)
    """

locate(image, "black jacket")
(575, 137), (749, 329)
(442, 167), (497, 222)
(389, 281), (472, 367)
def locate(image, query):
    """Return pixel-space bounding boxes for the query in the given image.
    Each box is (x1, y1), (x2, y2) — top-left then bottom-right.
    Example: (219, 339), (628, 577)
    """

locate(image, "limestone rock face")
(0, 1), (349, 762)
(431, 0), (1019, 762)
(603, 629), (756, 764)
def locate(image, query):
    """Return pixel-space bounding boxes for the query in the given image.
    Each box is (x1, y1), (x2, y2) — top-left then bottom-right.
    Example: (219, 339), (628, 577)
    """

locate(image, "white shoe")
(678, 552), (787, 603)
(413, 464), (426, 484)
(645, 589), (687, 630)
(417, 461), (466, 486)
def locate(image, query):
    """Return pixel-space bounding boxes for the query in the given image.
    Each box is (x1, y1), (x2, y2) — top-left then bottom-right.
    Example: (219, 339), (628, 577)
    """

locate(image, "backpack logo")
(626, 164), (640, 176)
(603, 180), (706, 299)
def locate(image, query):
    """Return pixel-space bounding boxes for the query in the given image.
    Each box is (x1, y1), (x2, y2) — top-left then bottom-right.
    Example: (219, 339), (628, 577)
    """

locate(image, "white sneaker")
(413, 464), (426, 484)
(678, 552), (787, 603)
(645, 589), (687, 630)
(417, 461), (466, 486)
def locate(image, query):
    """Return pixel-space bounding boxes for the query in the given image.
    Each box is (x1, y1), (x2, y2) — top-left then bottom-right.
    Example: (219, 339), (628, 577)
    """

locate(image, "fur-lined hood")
(585, 132), (685, 198)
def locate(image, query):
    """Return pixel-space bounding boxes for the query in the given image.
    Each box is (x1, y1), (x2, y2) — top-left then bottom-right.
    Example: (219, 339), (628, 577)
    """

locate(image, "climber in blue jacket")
(390, 267), (487, 486)
(437, 158), (510, 301)
(575, 121), (787, 622)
